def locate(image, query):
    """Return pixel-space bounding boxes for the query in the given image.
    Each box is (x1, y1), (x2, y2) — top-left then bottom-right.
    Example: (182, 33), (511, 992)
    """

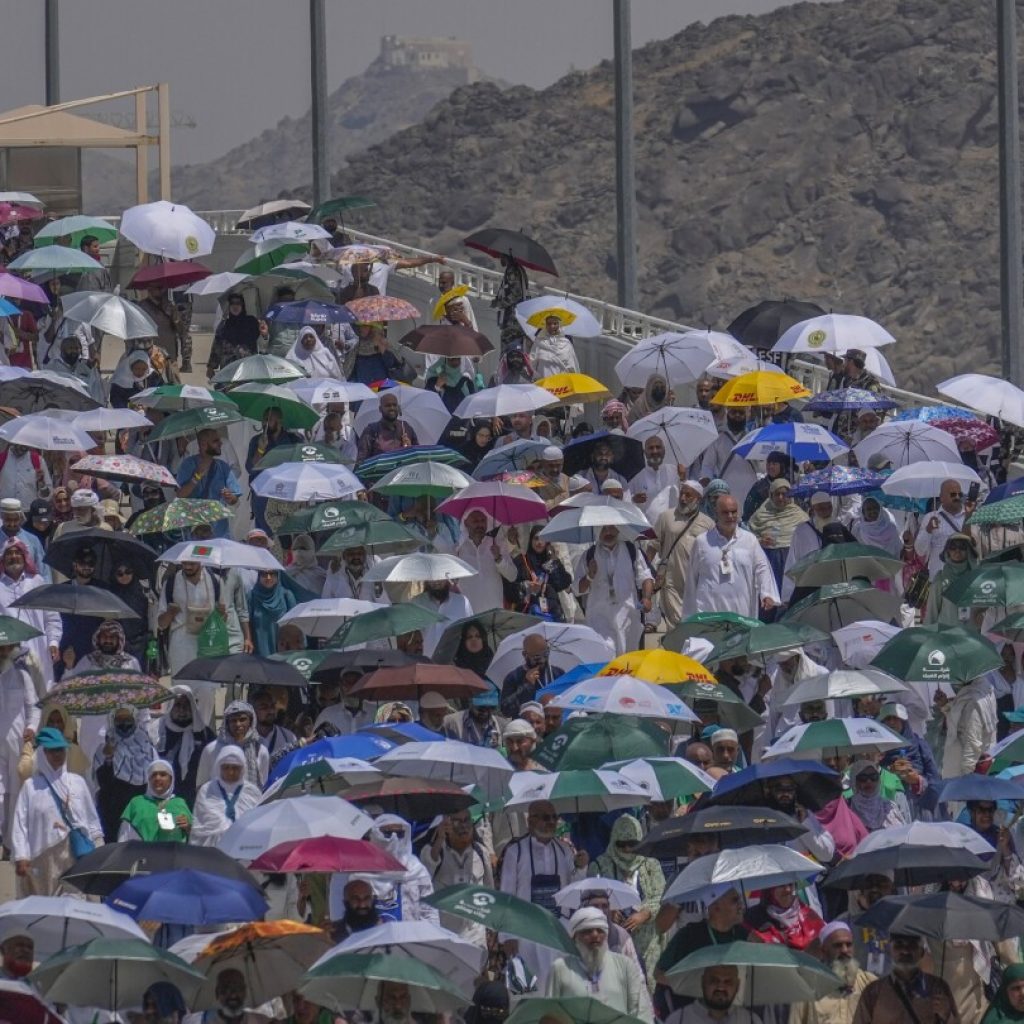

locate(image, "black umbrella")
(59, 840), (258, 897)
(637, 806), (809, 859)
(44, 529), (157, 585)
(431, 610), (545, 666)
(306, 649), (431, 680)
(174, 653), (307, 688)
(825, 846), (989, 890)
(463, 228), (558, 276)
(726, 299), (826, 352)
(0, 376), (101, 413)
(11, 583), (141, 619)
(855, 891), (1024, 942)
(562, 431), (645, 480)
(693, 758), (843, 813)
(398, 324), (494, 357)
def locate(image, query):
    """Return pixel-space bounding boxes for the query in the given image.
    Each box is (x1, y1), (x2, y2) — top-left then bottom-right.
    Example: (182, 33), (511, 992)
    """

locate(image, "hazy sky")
(3, 1), (825, 166)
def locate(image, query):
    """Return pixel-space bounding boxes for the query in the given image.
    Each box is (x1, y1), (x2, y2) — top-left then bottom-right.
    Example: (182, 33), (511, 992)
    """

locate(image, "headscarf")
(143, 983), (187, 1021)
(627, 373), (672, 422)
(375, 701), (413, 724)
(190, 745), (261, 845)
(748, 488), (809, 547)
(51, 486), (73, 524)
(814, 795), (869, 857)
(218, 700), (262, 783)
(371, 813), (415, 869)
(1, 536), (38, 578)
(702, 479), (730, 518)
(983, 962), (1024, 1022)
(605, 814), (644, 874)
(145, 758), (176, 800)
(287, 533), (326, 594)
(159, 684), (202, 782)
(848, 759), (893, 831)
(214, 745), (250, 822)
(110, 350), (153, 390)
(494, 346), (534, 385)
(287, 326), (342, 379)
(106, 704), (157, 785)
(89, 620), (130, 669)
(454, 620), (494, 677)
(249, 573), (295, 657)
(428, 356), (470, 388)
(851, 497), (901, 556)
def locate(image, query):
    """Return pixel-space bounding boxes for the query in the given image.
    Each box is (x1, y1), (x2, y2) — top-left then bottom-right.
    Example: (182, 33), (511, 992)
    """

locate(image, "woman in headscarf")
(0, 538), (60, 692)
(248, 569), (298, 657)
(513, 525), (572, 621)
(109, 349), (162, 408)
(50, 486), (73, 525)
(851, 496), (901, 557)
(287, 534), (326, 596)
(453, 620), (494, 677)
(106, 562), (153, 667)
(846, 759), (908, 832)
(742, 452), (793, 522)
(425, 356), (475, 414)
(19, 703), (89, 783)
(343, 322), (413, 385)
(287, 326), (344, 380)
(701, 479), (730, 519)
(190, 745), (261, 847)
(743, 881), (824, 951)
(197, 700), (269, 789)
(460, 421), (495, 471)
(208, 292), (260, 375)
(93, 704), (158, 842)
(157, 685), (215, 807)
(984, 962), (1024, 1023)
(118, 758), (192, 842)
(626, 373), (673, 425)
(748, 479), (809, 592)
(11, 727), (103, 896)
(374, 701), (414, 724)
(589, 814), (666, 973)
(925, 533), (978, 626)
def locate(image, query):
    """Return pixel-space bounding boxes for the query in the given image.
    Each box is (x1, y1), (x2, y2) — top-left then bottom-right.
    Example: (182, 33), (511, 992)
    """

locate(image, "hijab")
(628, 373), (672, 422)
(851, 498), (901, 556)
(429, 356), (470, 388)
(106, 704), (157, 786)
(249, 573), (295, 656)
(847, 759), (892, 831)
(702, 479), (730, 518)
(287, 534), (326, 595)
(371, 813), (415, 869)
(144, 758), (176, 799)
(748, 489), (809, 547)
(985, 964), (1024, 1022)
(814, 794), (869, 857)
(51, 486), (73, 524)
(287, 326), (342, 379)
(110, 350), (153, 391)
(460, 422), (495, 469)
(89, 620), (131, 669)
(159, 684), (202, 781)
(192, 745), (261, 843)
(604, 814), (644, 875)
(218, 700), (262, 783)
(454, 620), (494, 677)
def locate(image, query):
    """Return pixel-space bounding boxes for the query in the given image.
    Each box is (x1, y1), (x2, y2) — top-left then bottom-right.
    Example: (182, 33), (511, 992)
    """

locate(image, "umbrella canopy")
(784, 542), (902, 586)
(938, 773), (1024, 804)
(938, 373), (1024, 427)
(881, 460), (982, 499)
(173, 653), (307, 689)
(990, 610), (1024, 642)
(727, 299), (827, 349)
(146, 404), (242, 444)
(264, 297), (354, 326)
(355, 444), (469, 483)
(666, 941), (842, 1003)
(45, 670), (166, 716)
(237, 199), (313, 228)
(268, 734), (397, 785)
(308, 195), (375, 222)
(603, 756), (715, 803)
(283, 648), (427, 680)
(473, 438), (551, 479)
(706, 622), (830, 663)
(0, 895), (147, 959)
(160, 538), (284, 572)
(0, 614), (41, 645)
(0, 271), (48, 303)
(802, 388), (899, 413)
(831, 621), (903, 668)
(853, 421), (962, 468)
(762, 717), (906, 762)
(250, 462), (362, 502)
(772, 312), (896, 354)
(664, 845), (823, 905)
(0, 374), (98, 413)
(662, 611), (763, 650)
(317, 519), (420, 555)
(131, 383), (228, 410)
(251, 221), (330, 244)
(351, 387), (452, 447)
(345, 295), (420, 322)
(464, 227), (557, 275)
(400, 323), (493, 357)
(431, 611), (543, 668)
(330, 242), (392, 265)
(550, 675), (700, 727)
(290, 377), (377, 410)
(217, 795), (374, 860)
(233, 238), (308, 275)
(0, 414), (94, 452)
(508, 999), (644, 1024)
(224, 382), (320, 430)
(487, 622), (615, 682)
(70, 453), (177, 487)
(561, 431), (645, 479)
(260, 758), (382, 802)
(362, 551), (476, 584)
(278, 598), (382, 639)
(36, 214), (117, 247)
(374, 739), (516, 801)
(535, 714), (669, 771)
(212, 353), (309, 385)
(349, 663), (487, 701)
(59, 290), (159, 340)
(637, 805), (807, 859)
(9, 245), (102, 273)
(327, 604), (445, 649)
(128, 260), (211, 291)
(342, 777), (476, 818)
(535, 372), (612, 404)
(539, 499), (652, 545)
(699, 758), (843, 812)
(504, 768), (651, 814)
(932, 415), (1000, 452)
(29, 937), (203, 1011)
(945, 563), (1024, 608)
(11, 582), (140, 619)
(781, 580), (901, 631)
(779, 668), (908, 708)
(856, 891), (1024, 942)
(120, 200), (215, 259)
(106, 869), (267, 925)
(425, 884), (576, 955)
(278, 498), (391, 535)
(554, 878), (641, 914)
(129, 498), (231, 536)
(789, 465), (887, 498)
(0, 978), (66, 1024)
(870, 623), (1002, 685)
(732, 422), (848, 463)
(247, 837), (402, 874)
(626, 406), (719, 466)
(453, 383), (557, 419)
(45, 528), (156, 584)
(186, 269), (249, 296)
(436, 480), (548, 525)
(712, 371), (811, 406)
(615, 330), (746, 388)
(970, 493), (1024, 526)
(600, 649), (716, 684)
(666, 681), (766, 732)
(71, 406), (150, 433)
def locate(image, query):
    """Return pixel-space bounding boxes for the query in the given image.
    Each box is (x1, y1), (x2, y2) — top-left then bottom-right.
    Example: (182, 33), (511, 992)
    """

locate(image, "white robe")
(574, 541), (652, 656)
(286, 331), (344, 380)
(0, 451), (50, 511)
(322, 563), (389, 604)
(410, 590), (473, 657)
(694, 429), (758, 510)
(455, 533), (517, 614)
(684, 527), (780, 619)
(529, 333), (579, 379)
(915, 508), (966, 578)
(0, 571), (61, 691)
(781, 521), (826, 603)
(0, 658), (40, 842)
(189, 776), (262, 847)
(158, 570), (220, 725)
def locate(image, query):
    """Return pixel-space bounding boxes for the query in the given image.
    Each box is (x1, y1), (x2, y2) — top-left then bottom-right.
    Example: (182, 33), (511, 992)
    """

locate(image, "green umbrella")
(233, 239), (307, 275)
(0, 614), (42, 645)
(785, 542), (903, 585)
(503, 768), (651, 813)
(211, 354), (308, 386)
(662, 611), (762, 652)
(308, 196), (377, 222)
(355, 445), (469, 482)
(707, 622), (830, 663)
(969, 494), (1024, 526)
(318, 519), (420, 554)
(507, 998), (646, 1024)
(279, 499), (392, 536)
(254, 442), (350, 470)
(945, 563), (1024, 608)
(870, 623), (1002, 685)
(431, 610), (545, 665)
(29, 937), (203, 1010)
(371, 462), (474, 498)
(268, 649), (338, 679)
(781, 580), (901, 631)
(8, 245), (104, 273)
(263, 756), (380, 801)
(328, 604), (444, 648)
(146, 403), (242, 443)
(36, 214), (118, 248)
(224, 382), (319, 430)
(666, 941), (842, 1004)
(129, 383), (232, 411)
(991, 610), (1024, 642)
(762, 717), (906, 761)
(666, 681), (763, 732)
(129, 498), (231, 536)
(300, 952), (467, 1015)
(535, 714), (669, 771)
(603, 756), (714, 801)
(425, 885), (577, 955)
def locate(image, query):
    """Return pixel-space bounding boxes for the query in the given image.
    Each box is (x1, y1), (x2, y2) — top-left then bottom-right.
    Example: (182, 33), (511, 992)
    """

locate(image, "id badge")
(157, 810), (175, 831)
(720, 560), (733, 578)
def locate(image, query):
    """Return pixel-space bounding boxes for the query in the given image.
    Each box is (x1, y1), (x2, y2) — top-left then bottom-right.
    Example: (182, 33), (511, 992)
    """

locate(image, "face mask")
(651, 386), (666, 401)
(115, 721), (135, 738)
(4, 960), (31, 978)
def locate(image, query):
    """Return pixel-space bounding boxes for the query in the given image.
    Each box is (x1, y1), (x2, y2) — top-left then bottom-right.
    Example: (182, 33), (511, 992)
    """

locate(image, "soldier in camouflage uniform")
(138, 284), (193, 373)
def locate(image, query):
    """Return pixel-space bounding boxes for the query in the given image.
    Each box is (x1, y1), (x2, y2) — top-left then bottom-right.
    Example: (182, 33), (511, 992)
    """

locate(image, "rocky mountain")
(329, 0), (1008, 394)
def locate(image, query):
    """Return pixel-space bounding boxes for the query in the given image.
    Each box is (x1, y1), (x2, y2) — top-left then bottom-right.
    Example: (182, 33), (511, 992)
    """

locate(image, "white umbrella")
(250, 463), (363, 501)
(186, 271), (248, 297)
(59, 290), (159, 341)
(761, 717), (906, 762)
(120, 200), (215, 259)
(0, 190), (43, 206)
(371, 462), (474, 495)
(663, 845), (823, 905)
(0, 414), (94, 452)
(938, 374), (1024, 428)
(72, 407), (150, 432)
(278, 598), (383, 638)
(453, 384), (558, 419)
(627, 407), (719, 466)
(0, 895), (147, 958)
(217, 795), (374, 860)
(539, 502), (651, 544)
(851, 821), (994, 858)
(159, 538), (284, 572)
(374, 739), (515, 800)
(487, 622), (616, 684)
(853, 421), (961, 468)
(236, 199), (311, 228)
(514, 296), (602, 339)
(131, 383), (221, 410)
(503, 768), (651, 813)
(772, 313), (896, 354)
(362, 552), (476, 584)
(555, 877), (641, 912)
(251, 221), (331, 244)
(352, 387), (451, 446)
(880, 460), (981, 499)
(274, 259), (343, 285)
(779, 668), (909, 708)
(0, 366), (29, 382)
(831, 621), (903, 668)
(615, 330), (746, 387)
(550, 675), (700, 726)
(260, 757), (381, 802)
(290, 377), (376, 409)
(34, 368), (91, 395)
(322, 920), (484, 995)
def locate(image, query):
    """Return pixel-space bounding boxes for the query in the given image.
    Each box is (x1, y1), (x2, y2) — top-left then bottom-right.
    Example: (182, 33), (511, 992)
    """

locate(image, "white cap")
(542, 446), (563, 461)
(680, 480), (704, 497)
(600, 478), (622, 493)
(70, 489), (99, 508)
(419, 691), (449, 711)
(710, 728), (739, 746)
(810, 491), (832, 506)
(879, 702), (908, 722)
(568, 906), (609, 935)
(502, 718), (537, 740)
(0, 498), (22, 514)
(819, 920), (853, 943)
(568, 475), (590, 494)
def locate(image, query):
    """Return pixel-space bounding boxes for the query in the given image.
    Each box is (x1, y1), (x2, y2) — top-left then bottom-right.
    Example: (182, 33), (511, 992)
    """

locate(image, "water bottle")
(145, 637), (159, 674)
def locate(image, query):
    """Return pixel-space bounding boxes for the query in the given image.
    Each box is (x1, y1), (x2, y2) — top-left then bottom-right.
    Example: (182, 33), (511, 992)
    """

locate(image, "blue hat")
(35, 726), (69, 750)
(471, 683), (500, 708)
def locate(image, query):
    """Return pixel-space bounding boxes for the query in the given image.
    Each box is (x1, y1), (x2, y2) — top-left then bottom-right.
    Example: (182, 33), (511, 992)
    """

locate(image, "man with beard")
(0, 933), (33, 980)
(653, 481), (713, 629)
(761, 775), (836, 868)
(456, 509), (517, 613)
(328, 877), (380, 943)
(792, 921), (875, 1024)
(323, 544), (388, 603)
(157, 684), (214, 807)
(495, 410), (541, 448)
(629, 436), (676, 511)
(546, 906), (652, 1022)
(674, 965), (762, 1023)
(410, 578), (472, 657)
(694, 407), (757, 511)
(245, 407), (302, 532)
(356, 392), (419, 462)
(444, 686), (506, 748)
(176, 429), (242, 538)
(499, 635), (564, 718)
(781, 492), (837, 604)
(376, 981), (415, 1024)
(853, 934), (957, 1024)
(251, 688), (296, 756)
(183, 967), (265, 1024)
(581, 440), (629, 495)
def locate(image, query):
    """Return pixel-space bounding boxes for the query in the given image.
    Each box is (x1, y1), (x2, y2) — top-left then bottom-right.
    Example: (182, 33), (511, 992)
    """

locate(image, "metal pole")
(310, 0), (329, 207)
(44, 0), (59, 105)
(999, 0), (1024, 386)
(157, 82), (171, 200)
(613, 0), (637, 310)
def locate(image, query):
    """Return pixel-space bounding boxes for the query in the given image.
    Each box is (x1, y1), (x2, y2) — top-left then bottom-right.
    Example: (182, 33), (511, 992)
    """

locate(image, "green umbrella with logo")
(664, 681), (763, 732)
(254, 442), (350, 471)
(662, 611), (762, 652)
(224, 382), (319, 431)
(991, 611), (1024, 643)
(0, 615), (42, 645)
(279, 499), (391, 536)
(425, 885), (577, 955)
(328, 604), (444, 649)
(146, 404), (242, 443)
(945, 563), (1024, 609)
(785, 542), (902, 586)
(233, 239), (307, 276)
(535, 714), (668, 771)
(782, 580), (901, 631)
(318, 519), (420, 555)
(707, 622), (830, 663)
(870, 623), (1002, 685)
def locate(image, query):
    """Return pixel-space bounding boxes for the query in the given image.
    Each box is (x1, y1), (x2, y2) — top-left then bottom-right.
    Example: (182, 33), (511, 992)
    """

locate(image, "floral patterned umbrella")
(331, 244), (393, 265)
(788, 465), (887, 498)
(46, 670), (167, 715)
(931, 416), (1000, 451)
(894, 405), (975, 423)
(802, 388), (898, 413)
(345, 296), (420, 322)
(129, 499), (232, 536)
(70, 454), (177, 487)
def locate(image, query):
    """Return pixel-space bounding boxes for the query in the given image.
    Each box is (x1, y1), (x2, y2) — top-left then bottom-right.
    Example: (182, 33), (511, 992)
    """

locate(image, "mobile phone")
(967, 482), (980, 502)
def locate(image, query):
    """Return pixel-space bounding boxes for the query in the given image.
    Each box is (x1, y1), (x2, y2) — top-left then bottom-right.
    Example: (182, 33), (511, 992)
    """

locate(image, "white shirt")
(323, 563), (390, 604)
(498, 834), (584, 900)
(914, 506), (966, 577)
(0, 451), (49, 511)
(781, 521), (826, 603)
(410, 589), (474, 656)
(694, 429), (758, 509)
(455, 534), (517, 613)
(671, 1004), (762, 1024)
(684, 527), (779, 618)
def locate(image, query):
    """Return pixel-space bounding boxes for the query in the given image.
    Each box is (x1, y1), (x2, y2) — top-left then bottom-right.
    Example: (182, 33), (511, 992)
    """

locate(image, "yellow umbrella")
(599, 649), (716, 684)
(432, 284), (470, 321)
(712, 371), (811, 407)
(536, 373), (612, 404)
(526, 306), (578, 329)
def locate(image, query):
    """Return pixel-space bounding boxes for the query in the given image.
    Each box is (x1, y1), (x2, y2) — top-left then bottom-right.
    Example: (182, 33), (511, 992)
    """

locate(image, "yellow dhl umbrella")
(712, 371), (812, 407)
(599, 649), (716, 684)
(432, 284), (471, 321)
(526, 305), (579, 329)
(536, 373), (612, 404)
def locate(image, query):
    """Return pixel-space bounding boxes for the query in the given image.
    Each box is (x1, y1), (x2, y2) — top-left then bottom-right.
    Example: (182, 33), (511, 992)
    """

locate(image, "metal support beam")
(613, 0), (637, 310)
(999, 0), (1024, 386)
(44, 0), (59, 105)
(135, 92), (148, 204)
(157, 82), (171, 200)
(310, 0), (329, 206)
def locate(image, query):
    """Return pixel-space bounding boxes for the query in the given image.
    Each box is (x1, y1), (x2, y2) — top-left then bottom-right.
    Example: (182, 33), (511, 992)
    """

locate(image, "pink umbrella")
(71, 453), (177, 487)
(0, 272), (48, 304)
(932, 416), (1000, 452)
(0, 202), (42, 225)
(436, 480), (548, 525)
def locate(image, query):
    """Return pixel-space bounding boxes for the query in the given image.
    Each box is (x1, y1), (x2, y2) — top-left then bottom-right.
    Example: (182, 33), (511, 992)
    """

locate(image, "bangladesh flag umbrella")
(128, 498), (231, 536)
(945, 563), (1024, 608)
(535, 714), (669, 771)
(224, 382), (319, 430)
(870, 623), (1002, 685)
(507, 999), (645, 1024)
(707, 622), (830, 663)
(254, 442), (350, 470)
(503, 768), (651, 814)
(328, 605), (445, 650)
(425, 885), (577, 955)
(785, 542), (903, 586)
(662, 611), (762, 651)
(279, 499), (391, 535)
(46, 670), (166, 716)
(761, 717), (906, 762)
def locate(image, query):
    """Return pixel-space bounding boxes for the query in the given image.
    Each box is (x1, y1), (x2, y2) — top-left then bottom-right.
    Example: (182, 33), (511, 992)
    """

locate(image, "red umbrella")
(247, 836), (404, 875)
(349, 663), (488, 700)
(129, 260), (212, 290)
(932, 416), (1000, 452)
(343, 777), (476, 818)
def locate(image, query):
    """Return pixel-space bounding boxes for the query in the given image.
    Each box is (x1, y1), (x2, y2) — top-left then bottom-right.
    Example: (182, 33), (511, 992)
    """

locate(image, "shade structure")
(789, 465), (887, 498)
(0, 413), (94, 452)
(761, 717), (906, 761)
(554, 878), (641, 913)
(370, 461), (473, 498)
(10, 582), (140, 619)
(604, 756), (715, 803)
(250, 462), (363, 502)
(268, 734), (397, 786)
(36, 214), (117, 247)
(44, 670), (167, 716)
(351, 386), (451, 445)
(830, 621), (903, 669)
(260, 758), (382, 802)
(732, 422), (848, 463)
(938, 373), (1024, 427)
(327, 604), (444, 649)
(550, 675), (700, 727)
(782, 579), (901, 631)
(486, 622), (616, 683)
(802, 387), (898, 413)
(711, 370), (811, 406)
(247, 837), (403, 875)
(400, 323), (493, 356)
(779, 667), (908, 707)
(0, 373), (99, 413)
(784, 542), (903, 587)
(945, 563), (1024, 608)
(599, 649), (716, 684)
(173, 653), (307, 689)
(436, 480), (548, 525)
(515, 295), (602, 337)
(9, 245), (102, 272)
(160, 538), (284, 572)
(431, 610), (544, 666)
(539, 499), (652, 544)
(880, 460), (982, 499)
(453, 383), (557, 419)
(342, 777), (476, 819)
(561, 430), (645, 479)
(463, 227), (557, 275)
(212, 353), (309, 385)
(699, 758), (843, 812)
(506, 998), (644, 1024)
(224, 381), (320, 430)
(535, 372), (612, 404)
(626, 406), (719, 465)
(278, 598), (382, 639)
(870, 623), (1002, 685)
(707, 622), (830, 663)
(855, 891), (1024, 942)
(362, 551), (476, 584)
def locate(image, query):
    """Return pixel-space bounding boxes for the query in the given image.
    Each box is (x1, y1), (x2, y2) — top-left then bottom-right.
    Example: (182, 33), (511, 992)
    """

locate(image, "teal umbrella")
(707, 622), (830, 663)
(667, 680), (763, 732)
(535, 714), (669, 771)
(328, 604), (444, 648)
(662, 611), (762, 651)
(318, 519), (420, 554)
(969, 494), (1024, 526)
(782, 580), (901, 630)
(8, 246), (103, 272)
(991, 611), (1024, 642)
(224, 382), (319, 430)
(507, 998), (644, 1024)
(945, 563), (1024, 609)
(871, 623), (1002, 685)
(785, 542), (903, 585)
(254, 442), (350, 470)
(278, 499), (392, 536)
(146, 404), (242, 443)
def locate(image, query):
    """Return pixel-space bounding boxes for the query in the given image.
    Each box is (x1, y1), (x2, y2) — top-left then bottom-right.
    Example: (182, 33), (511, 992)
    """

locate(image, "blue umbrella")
(536, 662), (608, 699)
(105, 870), (267, 925)
(894, 405), (975, 423)
(268, 733), (397, 784)
(699, 757), (843, 811)
(473, 439), (551, 480)
(264, 299), (355, 326)
(803, 388), (898, 413)
(0, 297), (18, 317)
(732, 422), (848, 463)
(789, 466), (886, 498)
(939, 774), (1024, 804)
(985, 477), (1024, 505)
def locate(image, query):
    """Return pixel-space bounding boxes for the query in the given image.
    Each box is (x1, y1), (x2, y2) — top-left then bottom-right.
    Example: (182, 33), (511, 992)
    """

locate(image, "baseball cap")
(879, 702), (908, 722)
